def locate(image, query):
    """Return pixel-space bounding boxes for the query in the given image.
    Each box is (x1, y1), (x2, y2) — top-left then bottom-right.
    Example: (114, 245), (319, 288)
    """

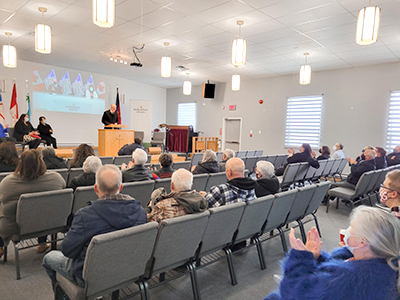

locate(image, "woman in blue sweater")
(265, 206), (400, 300)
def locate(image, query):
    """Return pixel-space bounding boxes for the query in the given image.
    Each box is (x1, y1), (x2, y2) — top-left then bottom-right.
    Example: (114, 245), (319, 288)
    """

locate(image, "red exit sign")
(229, 105), (236, 111)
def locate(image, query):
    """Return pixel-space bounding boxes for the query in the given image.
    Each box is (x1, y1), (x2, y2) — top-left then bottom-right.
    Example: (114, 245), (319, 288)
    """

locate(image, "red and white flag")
(0, 92), (5, 126)
(10, 83), (18, 125)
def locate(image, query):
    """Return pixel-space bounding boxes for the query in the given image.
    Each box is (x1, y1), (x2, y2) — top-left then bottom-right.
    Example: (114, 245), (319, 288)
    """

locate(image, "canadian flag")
(10, 83), (18, 125)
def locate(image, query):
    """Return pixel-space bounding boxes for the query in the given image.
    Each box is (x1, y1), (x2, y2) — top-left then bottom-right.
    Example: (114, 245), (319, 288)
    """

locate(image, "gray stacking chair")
(0, 171), (12, 182)
(196, 202), (246, 286)
(236, 151), (246, 158)
(122, 181), (155, 208)
(154, 178), (172, 194)
(244, 156), (258, 173)
(246, 150), (256, 157)
(73, 186), (98, 215)
(328, 159), (342, 179)
(172, 161), (191, 171)
(55, 222), (159, 300)
(274, 154), (287, 169)
(192, 174), (209, 192)
(99, 156), (113, 165)
(113, 155), (132, 166)
(151, 131), (165, 147)
(190, 153), (203, 169)
(205, 172), (227, 191)
(67, 168), (84, 187)
(336, 158), (348, 179)
(265, 155), (276, 165)
(293, 162), (309, 185)
(312, 159), (327, 181)
(365, 170), (383, 206)
(5, 189), (73, 279)
(144, 211), (210, 300)
(49, 168), (69, 183)
(280, 163), (301, 190)
(150, 163), (160, 171)
(321, 159), (335, 179)
(255, 150), (263, 156)
(135, 130), (144, 140)
(304, 164), (317, 183)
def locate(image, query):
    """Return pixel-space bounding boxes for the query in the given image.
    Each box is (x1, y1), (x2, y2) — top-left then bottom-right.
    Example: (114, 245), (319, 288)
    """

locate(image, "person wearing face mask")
(13, 113), (41, 149)
(312, 145), (330, 160)
(265, 206), (400, 300)
(386, 145), (400, 166)
(37, 116), (57, 148)
(101, 103), (119, 129)
(331, 143), (345, 159)
(254, 161), (280, 197)
(379, 170), (400, 219)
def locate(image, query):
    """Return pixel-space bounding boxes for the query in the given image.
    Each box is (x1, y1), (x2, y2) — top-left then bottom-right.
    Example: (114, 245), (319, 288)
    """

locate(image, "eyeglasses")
(380, 184), (399, 193)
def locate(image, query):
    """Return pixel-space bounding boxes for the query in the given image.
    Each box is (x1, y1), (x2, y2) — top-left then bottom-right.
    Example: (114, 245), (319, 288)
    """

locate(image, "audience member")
(121, 148), (158, 182)
(0, 150), (65, 258)
(386, 145), (400, 166)
(265, 206), (400, 300)
(42, 147), (67, 170)
(117, 137), (148, 156)
(42, 164), (146, 290)
(275, 143), (319, 176)
(254, 161), (279, 197)
(68, 156), (102, 190)
(202, 157), (256, 208)
(37, 116), (57, 148)
(13, 114), (41, 149)
(0, 141), (19, 172)
(192, 149), (220, 174)
(0, 123), (16, 143)
(356, 145), (374, 162)
(154, 152), (174, 178)
(69, 144), (95, 168)
(379, 170), (400, 219)
(331, 143), (345, 159)
(375, 147), (387, 170)
(219, 149), (235, 172)
(147, 169), (207, 222)
(314, 145), (330, 160)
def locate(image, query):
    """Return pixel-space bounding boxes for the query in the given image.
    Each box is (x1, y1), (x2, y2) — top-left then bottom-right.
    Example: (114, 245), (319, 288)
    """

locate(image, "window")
(177, 102), (196, 130)
(385, 91), (400, 151)
(285, 95), (323, 149)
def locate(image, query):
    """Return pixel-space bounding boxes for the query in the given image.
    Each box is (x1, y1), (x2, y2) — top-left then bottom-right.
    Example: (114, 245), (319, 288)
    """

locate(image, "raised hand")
(289, 228), (307, 252)
(305, 227), (322, 259)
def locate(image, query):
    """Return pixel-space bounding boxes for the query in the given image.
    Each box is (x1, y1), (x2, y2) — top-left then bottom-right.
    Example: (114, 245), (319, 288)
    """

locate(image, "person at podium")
(101, 104), (119, 129)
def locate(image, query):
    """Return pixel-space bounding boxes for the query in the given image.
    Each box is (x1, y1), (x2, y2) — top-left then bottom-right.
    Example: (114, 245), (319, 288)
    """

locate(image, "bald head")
(364, 149), (376, 160)
(395, 146), (400, 153)
(110, 104), (117, 113)
(95, 164), (123, 198)
(171, 169), (193, 192)
(226, 157), (245, 180)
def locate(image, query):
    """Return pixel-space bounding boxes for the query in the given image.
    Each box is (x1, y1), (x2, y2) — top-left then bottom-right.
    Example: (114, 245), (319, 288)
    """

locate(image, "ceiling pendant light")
(93, 0), (115, 28)
(35, 7), (52, 54)
(232, 20), (247, 67)
(161, 42), (171, 77)
(3, 32), (17, 68)
(356, 1), (381, 45)
(183, 73), (192, 95)
(232, 67), (240, 91)
(299, 53), (311, 85)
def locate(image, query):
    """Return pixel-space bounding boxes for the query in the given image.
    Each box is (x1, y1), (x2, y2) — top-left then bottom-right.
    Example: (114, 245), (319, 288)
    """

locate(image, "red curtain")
(168, 128), (188, 152)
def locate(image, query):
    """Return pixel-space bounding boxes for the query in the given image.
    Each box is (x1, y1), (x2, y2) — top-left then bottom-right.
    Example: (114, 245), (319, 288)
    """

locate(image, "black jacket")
(375, 156), (387, 170)
(255, 176), (280, 197)
(37, 123), (53, 138)
(101, 110), (118, 126)
(13, 120), (35, 142)
(317, 154), (330, 160)
(346, 159), (376, 186)
(386, 152), (400, 166)
(69, 172), (96, 190)
(118, 143), (148, 156)
(192, 161), (220, 174)
(43, 155), (67, 170)
(285, 152), (320, 169)
(122, 164), (153, 182)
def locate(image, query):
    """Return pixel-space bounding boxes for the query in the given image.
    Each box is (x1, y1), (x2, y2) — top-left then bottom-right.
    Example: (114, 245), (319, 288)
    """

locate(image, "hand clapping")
(289, 227), (322, 259)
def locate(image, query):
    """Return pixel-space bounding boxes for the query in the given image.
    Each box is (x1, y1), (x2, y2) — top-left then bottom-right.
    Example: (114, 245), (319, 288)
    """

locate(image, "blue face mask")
(343, 226), (362, 254)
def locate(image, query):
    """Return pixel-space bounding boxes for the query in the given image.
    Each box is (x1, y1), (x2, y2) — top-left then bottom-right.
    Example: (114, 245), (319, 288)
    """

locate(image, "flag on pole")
(10, 83), (18, 125)
(26, 94), (31, 119)
(0, 93), (5, 126)
(116, 87), (121, 124)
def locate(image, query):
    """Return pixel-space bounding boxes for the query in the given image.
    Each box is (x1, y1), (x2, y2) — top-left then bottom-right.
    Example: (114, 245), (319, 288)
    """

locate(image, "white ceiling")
(1, 0), (400, 89)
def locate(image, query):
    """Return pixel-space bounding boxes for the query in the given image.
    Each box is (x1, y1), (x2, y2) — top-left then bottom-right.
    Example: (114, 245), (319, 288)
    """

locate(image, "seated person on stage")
(356, 145), (374, 162)
(387, 145), (400, 166)
(69, 144), (95, 168)
(42, 147), (67, 170)
(275, 143), (319, 176)
(0, 123), (16, 143)
(42, 164), (147, 290)
(13, 114), (41, 149)
(121, 148), (158, 182)
(265, 206), (400, 300)
(201, 157), (256, 208)
(312, 145), (330, 160)
(0, 141), (19, 172)
(101, 104), (118, 128)
(117, 137), (148, 156)
(191, 149), (220, 174)
(379, 170), (400, 219)
(154, 152), (174, 179)
(331, 143), (345, 159)
(375, 147), (387, 170)
(68, 156), (102, 190)
(37, 116), (57, 148)
(254, 161), (280, 197)
(219, 148), (235, 172)
(147, 169), (207, 223)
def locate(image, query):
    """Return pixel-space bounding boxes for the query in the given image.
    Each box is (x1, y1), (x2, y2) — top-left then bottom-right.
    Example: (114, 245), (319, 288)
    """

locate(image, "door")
(222, 118), (242, 151)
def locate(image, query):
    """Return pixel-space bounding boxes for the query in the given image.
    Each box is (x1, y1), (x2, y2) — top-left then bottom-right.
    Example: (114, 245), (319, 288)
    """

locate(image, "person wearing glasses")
(379, 170), (400, 219)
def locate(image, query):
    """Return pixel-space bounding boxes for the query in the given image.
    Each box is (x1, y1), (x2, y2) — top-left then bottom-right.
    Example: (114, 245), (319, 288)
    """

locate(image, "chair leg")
(3, 245), (7, 262)
(278, 227), (288, 253)
(336, 197), (340, 209)
(159, 272), (165, 282)
(14, 243), (21, 280)
(297, 220), (306, 243)
(188, 262), (201, 300)
(326, 198), (330, 213)
(138, 280), (149, 300)
(254, 237), (266, 270)
(312, 213), (322, 238)
(224, 248), (237, 286)
(111, 290), (119, 300)
(51, 233), (57, 250)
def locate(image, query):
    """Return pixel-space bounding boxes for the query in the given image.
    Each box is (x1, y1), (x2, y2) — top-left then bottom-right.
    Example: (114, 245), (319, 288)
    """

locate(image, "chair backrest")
(135, 131), (144, 140)
(113, 155), (132, 166)
(99, 156), (113, 165)
(329, 159), (342, 176)
(313, 159), (327, 179)
(216, 152), (223, 162)
(192, 173), (209, 192)
(281, 163), (300, 188)
(146, 155), (151, 163)
(152, 131), (165, 143)
(49, 168), (69, 183)
(337, 158), (348, 174)
(368, 170), (382, 193)
(172, 161), (191, 171)
(16, 189), (74, 239)
(83, 222), (159, 298)
(199, 202), (246, 256)
(205, 172), (227, 191)
(321, 159), (335, 177)
(190, 153), (203, 168)
(303, 181), (331, 217)
(236, 151), (247, 158)
(8, 127), (15, 139)
(73, 186), (98, 214)
(274, 154), (287, 169)
(304, 164), (317, 181)
(154, 178), (172, 193)
(67, 168), (84, 186)
(353, 171), (375, 197)
(235, 195), (275, 242)
(151, 163), (161, 171)
(122, 181), (155, 208)
(293, 162), (309, 183)
(246, 150), (256, 157)
(285, 185), (317, 224)
(375, 168), (389, 190)
(265, 155), (276, 165)
(255, 150), (263, 156)
(244, 156), (258, 173)
(0, 172), (12, 183)
(149, 211), (210, 275)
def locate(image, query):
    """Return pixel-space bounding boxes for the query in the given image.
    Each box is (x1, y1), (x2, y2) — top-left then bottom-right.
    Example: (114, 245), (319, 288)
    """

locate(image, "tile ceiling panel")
(48, 4), (91, 25)
(116, 0), (162, 21)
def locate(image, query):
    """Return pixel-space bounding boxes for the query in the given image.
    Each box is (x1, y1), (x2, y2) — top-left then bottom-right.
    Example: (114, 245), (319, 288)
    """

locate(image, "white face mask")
(343, 226), (362, 254)
(333, 145), (337, 151)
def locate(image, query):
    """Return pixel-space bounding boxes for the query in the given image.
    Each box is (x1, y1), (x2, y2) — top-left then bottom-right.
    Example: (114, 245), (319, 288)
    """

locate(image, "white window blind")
(177, 102), (196, 130)
(285, 95), (323, 149)
(385, 91), (400, 151)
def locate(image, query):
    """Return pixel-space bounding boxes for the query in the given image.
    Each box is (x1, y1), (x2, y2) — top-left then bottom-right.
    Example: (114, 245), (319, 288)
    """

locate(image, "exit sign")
(229, 105), (236, 111)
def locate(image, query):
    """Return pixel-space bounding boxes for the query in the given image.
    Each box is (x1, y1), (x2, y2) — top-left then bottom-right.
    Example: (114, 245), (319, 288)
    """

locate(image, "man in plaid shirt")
(201, 157), (257, 208)
(379, 170), (400, 220)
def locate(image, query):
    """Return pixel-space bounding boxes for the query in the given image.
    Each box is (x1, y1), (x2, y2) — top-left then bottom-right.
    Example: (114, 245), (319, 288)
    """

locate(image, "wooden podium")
(98, 125), (134, 157)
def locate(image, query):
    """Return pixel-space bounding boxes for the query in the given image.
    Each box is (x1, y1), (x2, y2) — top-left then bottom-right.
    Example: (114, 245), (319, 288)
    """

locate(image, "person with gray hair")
(121, 148), (158, 182)
(147, 168), (207, 223)
(219, 148), (235, 172)
(192, 149), (220, 174)
(68, 156), (102, 190)
(43, 164), (146, 292)
(254, 161), (279, 197)
(41, 147), (67, 169)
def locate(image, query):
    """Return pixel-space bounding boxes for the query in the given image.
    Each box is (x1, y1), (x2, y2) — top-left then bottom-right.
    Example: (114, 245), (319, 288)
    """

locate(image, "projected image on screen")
(32, 68), (105, 115)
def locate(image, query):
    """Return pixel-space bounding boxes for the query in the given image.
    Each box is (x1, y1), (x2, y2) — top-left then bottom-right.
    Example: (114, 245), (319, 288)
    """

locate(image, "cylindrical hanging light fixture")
(161, 42), (171, 77)
(183, 73), (192, 95)
(232, 67), (240, 91)
(232, 20), (247, 67)
(35, 7), (52, 54)
(356, 2), (381, 45)
(299, 53), (311, 85)
(92, 0), (115, 28)
(3, 32), (17, 68)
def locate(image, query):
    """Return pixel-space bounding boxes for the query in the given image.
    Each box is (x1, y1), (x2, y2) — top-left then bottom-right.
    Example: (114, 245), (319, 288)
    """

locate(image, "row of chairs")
(190, 150), (266, 167)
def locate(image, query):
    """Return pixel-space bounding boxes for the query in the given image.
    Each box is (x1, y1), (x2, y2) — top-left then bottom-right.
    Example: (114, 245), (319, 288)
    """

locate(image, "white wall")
(166, 62), (398, 159)
(0, 60), (166, 145)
